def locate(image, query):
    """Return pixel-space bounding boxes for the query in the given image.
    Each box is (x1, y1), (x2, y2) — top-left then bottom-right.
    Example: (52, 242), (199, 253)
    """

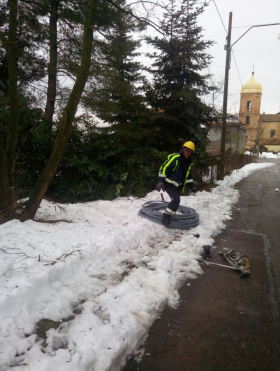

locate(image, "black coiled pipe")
(138, 201), (199, 229)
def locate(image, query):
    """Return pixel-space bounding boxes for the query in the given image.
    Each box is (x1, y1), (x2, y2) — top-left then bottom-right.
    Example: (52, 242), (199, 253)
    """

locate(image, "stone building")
(239, 72), (280, 151)
(206, 121), (247, 155)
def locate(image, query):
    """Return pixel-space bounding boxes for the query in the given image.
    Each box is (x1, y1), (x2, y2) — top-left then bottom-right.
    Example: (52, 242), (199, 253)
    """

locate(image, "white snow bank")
(0, 162), (275, 371)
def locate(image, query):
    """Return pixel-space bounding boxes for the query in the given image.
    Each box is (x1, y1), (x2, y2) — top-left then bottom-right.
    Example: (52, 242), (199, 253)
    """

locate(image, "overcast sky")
(199, 0), (280, 115)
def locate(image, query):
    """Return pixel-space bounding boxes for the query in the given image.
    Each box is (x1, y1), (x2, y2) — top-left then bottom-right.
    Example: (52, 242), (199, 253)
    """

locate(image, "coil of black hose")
(138, 201), (199, 229)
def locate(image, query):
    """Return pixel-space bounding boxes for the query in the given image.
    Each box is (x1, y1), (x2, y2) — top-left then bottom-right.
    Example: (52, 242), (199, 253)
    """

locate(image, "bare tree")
(22, 0), (96, 220)
(1, 0), (167, 221)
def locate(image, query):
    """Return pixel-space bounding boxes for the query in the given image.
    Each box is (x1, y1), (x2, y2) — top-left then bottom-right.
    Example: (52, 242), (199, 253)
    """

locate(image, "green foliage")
(145, 0), (216, 163)
(47, 118), (167, 202)
(83, 0), (146, 125)
(116, 172), (128, 196)
(0, 0), (48, 97)
(16, 115), (52, 195)
(35, 319), (60, 340)
(259, 144), (268, 153)
(0, 0), (217, 210)
(0, 95), (52, 197)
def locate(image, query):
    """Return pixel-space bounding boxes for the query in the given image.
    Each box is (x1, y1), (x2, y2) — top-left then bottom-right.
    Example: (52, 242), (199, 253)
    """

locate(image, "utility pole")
(218, 18), (279, 178)
(220, 12), (232, 179)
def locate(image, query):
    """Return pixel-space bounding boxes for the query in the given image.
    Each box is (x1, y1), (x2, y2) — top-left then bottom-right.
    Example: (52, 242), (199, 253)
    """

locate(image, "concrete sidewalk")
(123, 161), (280, 371)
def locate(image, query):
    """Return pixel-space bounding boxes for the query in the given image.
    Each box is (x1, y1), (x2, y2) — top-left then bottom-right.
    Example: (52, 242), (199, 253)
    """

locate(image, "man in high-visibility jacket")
(156, 141), (197, 227)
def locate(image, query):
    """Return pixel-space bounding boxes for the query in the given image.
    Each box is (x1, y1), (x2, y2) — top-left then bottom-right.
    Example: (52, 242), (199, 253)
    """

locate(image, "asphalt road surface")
(123, 158), (280, 371)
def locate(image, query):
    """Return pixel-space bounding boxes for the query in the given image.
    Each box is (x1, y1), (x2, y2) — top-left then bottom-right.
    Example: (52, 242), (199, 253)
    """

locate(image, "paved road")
(123, 159), (280, 371)
(233, 158), (280, 296)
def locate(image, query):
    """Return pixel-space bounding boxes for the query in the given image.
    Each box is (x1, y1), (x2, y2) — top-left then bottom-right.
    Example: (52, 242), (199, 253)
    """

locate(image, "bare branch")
(107, 0), (164, 35)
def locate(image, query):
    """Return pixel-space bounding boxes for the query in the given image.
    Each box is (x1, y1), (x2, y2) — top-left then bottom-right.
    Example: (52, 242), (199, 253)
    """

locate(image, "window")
(247, 101), (252, 111)
(246, 116), (250, 125)
(270, 130), (276, 138)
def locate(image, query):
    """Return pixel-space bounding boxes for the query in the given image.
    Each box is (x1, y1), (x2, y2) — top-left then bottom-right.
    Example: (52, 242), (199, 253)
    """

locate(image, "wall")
(265, 145), (280, 152)
(261, 121), (280, 142)
(239, 92), (261, 128)
(239, 92), (262, 149)
(206, 124), (247, 154)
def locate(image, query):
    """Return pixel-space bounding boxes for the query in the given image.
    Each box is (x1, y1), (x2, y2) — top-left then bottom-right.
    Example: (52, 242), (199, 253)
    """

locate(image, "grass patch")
(35, 319), (60, 340)
(35, 314), (77, 341)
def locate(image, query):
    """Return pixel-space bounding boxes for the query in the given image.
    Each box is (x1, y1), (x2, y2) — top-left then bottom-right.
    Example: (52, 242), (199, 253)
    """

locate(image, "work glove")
(190, 187), (197, 193)
(156, 182), (165, 192)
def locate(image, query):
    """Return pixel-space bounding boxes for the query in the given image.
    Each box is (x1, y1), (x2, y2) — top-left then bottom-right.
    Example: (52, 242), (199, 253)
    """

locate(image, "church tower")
(239, 72), (262, 148)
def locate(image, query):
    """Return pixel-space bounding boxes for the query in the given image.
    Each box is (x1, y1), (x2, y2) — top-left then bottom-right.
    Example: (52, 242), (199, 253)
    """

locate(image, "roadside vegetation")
(0, 0), (218, 222)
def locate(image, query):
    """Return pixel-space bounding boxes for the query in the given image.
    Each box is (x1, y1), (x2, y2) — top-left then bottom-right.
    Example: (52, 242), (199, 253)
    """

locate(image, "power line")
(211, 1), (243, 87)
(212, 0), (227, 34)
(233, 46), (280, 51)
(233, 23), (280, 28)
(231, 51), (243, 86)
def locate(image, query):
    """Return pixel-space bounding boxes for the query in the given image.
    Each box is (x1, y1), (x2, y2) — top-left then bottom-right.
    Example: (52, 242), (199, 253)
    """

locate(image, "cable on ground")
(138, 201), (199, 230)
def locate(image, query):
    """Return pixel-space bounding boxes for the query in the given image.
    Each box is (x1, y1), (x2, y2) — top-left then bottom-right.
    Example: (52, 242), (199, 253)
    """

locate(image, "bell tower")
(239, 72), (262, 148)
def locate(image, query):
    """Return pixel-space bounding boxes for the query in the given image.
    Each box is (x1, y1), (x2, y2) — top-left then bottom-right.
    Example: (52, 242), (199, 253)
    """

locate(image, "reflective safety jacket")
(158, 150), (194, 192)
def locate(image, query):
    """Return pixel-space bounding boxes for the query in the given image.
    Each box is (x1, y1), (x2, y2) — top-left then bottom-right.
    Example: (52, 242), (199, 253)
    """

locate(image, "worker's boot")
(162, 213), (171, 227)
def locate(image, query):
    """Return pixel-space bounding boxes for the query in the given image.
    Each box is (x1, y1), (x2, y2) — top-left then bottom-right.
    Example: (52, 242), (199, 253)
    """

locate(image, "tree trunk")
(44, 0), (59, 123)
(0, 0), (18, 214)
(6, 0), (19, 181)
(0, 135), (12, 212)
(22, 0), (96, 220)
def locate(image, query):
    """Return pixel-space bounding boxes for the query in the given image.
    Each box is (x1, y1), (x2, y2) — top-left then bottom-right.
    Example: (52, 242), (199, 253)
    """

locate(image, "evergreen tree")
(145, 0), (215, 160)
(80, 2), (165, 198)
(83, 0), (147, 125)
(0, 0), (48, 97)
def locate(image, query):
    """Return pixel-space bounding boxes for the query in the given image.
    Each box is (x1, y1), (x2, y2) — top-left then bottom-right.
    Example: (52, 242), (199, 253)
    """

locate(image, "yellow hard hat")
(182, 141), (195, 151)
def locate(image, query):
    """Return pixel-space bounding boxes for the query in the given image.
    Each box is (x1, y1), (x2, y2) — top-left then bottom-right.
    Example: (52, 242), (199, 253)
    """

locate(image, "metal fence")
(194, 153), (257, 186)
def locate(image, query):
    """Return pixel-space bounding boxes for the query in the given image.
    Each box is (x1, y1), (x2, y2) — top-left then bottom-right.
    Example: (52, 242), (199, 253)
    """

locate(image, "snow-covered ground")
(0, 161), (277, 371)
(245, 151), (280, 159)
(260, 152), (280, 159)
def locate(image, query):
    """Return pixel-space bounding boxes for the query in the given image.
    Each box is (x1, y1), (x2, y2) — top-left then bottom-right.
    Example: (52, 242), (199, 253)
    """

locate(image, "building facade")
(239, 73), (280, 151)
(206, 121), (247, 155)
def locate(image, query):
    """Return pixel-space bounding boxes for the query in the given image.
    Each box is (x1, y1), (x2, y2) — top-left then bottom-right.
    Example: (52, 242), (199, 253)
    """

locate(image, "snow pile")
(0, 162), (275, 371)
(244, 151), (280, 159)
(259, 152), (280, 159)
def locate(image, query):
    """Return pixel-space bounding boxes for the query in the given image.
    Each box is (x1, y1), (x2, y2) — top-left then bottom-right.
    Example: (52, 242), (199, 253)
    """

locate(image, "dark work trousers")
(165, 184), (180, 214)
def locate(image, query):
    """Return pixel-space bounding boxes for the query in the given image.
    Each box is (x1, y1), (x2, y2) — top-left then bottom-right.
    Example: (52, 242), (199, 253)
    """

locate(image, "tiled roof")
(260, 114), (280, 122)
(261, 138), (280, 145)
(210, 121), (247, 131)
